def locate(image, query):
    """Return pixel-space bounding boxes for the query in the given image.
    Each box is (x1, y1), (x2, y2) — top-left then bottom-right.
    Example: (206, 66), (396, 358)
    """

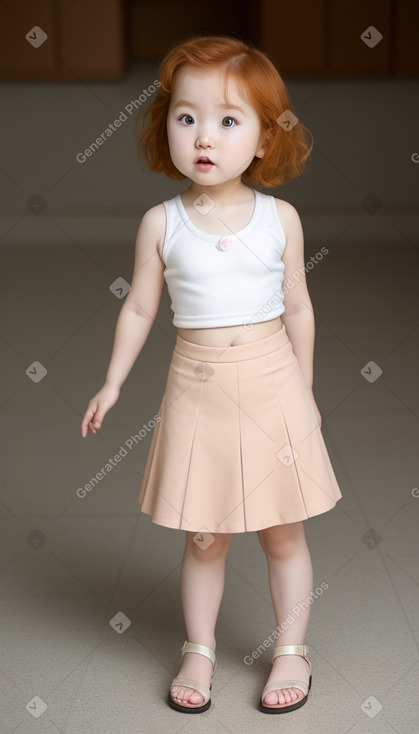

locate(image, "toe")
(264, 691), (279, 705)
(263, 687), (302, 706)
(177, 686), (188, 701)
(188, 689), (205, 705)
(171, 684), (204, 706)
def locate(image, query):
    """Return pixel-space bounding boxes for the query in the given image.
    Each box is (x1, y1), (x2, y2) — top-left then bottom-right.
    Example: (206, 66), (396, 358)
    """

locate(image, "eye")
(178, 114), (194, 125)
(222, 116), (237, 127)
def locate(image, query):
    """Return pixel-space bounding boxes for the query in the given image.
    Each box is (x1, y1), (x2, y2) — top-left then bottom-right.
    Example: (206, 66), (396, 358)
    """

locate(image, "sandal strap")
(271, 643), (311, 672)
(170, 677), (210, 704)
(261, 679), (309, 700)
(181, 640), (217, 671)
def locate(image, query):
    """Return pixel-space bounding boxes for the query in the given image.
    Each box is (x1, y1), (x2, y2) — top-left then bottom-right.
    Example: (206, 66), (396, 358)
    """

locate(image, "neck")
(185, 177), (251, 206)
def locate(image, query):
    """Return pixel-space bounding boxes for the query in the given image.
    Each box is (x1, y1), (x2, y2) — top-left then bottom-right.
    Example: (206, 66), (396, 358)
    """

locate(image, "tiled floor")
(1, 59), (418, 733)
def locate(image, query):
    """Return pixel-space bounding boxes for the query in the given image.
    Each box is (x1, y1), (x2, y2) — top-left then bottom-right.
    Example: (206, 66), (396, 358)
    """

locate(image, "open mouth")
(196, 156), (214, 166)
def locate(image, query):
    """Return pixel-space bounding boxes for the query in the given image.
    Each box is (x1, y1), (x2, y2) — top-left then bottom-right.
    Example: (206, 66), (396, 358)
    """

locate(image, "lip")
(195, 156), (214, 164)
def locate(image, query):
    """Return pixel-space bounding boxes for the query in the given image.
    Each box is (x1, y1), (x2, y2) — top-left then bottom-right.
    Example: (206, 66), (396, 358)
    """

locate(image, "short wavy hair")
(136, 34), (313, 188)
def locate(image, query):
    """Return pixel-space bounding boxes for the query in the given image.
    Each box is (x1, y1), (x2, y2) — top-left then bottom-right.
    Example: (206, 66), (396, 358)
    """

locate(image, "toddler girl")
(81, 34), (342, 715)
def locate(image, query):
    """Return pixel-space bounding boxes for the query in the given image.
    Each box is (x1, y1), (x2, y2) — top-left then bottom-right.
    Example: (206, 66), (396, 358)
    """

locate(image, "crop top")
(161, 187), (287, 328)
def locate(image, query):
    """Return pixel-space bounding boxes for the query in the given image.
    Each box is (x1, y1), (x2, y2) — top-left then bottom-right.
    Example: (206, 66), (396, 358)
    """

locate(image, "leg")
(170, 530), (234, 707)
(257, 521), (313, 707)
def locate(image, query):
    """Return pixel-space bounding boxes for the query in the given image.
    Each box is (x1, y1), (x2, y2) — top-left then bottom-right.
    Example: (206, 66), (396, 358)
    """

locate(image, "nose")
(195, 126), (215, 149)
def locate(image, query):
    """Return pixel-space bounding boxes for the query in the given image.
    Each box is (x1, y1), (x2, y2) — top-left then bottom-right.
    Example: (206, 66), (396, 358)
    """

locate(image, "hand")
(306, 388), (322, 429)
(81, 382), (120, 437)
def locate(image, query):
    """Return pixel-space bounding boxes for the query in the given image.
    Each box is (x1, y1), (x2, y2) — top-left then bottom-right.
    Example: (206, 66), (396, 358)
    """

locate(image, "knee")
(257, 522), (304, 560)
(185, 530), (233, 561)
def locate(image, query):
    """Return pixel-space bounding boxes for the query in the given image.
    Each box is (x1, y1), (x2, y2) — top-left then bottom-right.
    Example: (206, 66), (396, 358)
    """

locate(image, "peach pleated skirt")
(137, 324), (342, 533)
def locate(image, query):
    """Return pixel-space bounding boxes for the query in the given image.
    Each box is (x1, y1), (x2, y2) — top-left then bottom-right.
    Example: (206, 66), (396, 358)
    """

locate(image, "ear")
(255, 127), (271, 159)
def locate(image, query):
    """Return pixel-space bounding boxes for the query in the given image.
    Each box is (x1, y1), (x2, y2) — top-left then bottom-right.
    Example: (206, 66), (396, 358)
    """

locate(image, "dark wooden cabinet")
(260, 0), (419, 77)
(0, 0), (417, 80)
(0, 0), (126, 80)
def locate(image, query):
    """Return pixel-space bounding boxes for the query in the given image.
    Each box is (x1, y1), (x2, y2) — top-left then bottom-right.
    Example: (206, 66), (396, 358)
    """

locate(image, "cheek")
(168, 129), (192, 165)
(227, 135), (252, 155)
(167, 126), (181, 160)
(166, 121), (175, 148)
(225, 127), (256, 149)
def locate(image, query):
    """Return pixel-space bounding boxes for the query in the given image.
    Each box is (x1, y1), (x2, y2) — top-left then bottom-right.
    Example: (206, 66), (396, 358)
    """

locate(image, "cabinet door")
(259, 0), (419, 77)
(330, 0), (391, 76)
(260, 0), (326, 77)
(59, 0), (126, 78)
(394, 0), (419, 74)
(0, 0), (126, 80)
(0, 0), (56, 77)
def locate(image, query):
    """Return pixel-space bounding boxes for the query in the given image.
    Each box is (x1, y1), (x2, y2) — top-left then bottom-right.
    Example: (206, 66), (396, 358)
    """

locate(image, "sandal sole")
(168, 692), (211, 713)
(258, 674), (312, 714)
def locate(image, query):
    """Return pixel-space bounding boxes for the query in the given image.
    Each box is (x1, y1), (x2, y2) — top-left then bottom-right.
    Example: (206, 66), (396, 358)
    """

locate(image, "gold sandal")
(259, 643), (312, 714)
(168, 640), (217, 714)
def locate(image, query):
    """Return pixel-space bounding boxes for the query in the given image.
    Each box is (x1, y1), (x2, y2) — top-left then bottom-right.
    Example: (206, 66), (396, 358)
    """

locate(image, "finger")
(90, 413), (104, 430)
(82, 411), (94, 428)
(81, 418), (94, 437)
(81, 407), (97, 436)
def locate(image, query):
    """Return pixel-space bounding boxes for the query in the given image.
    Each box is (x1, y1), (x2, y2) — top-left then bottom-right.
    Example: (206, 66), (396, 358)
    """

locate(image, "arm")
(81, 203), (166, 436)
(105, 203), (166, 389)
(104, 307), (157, 390)
(275, 199), (315, 391)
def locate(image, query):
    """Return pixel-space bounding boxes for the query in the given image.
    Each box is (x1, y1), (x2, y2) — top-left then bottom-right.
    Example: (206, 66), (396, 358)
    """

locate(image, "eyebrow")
(172, 100), (245, 113)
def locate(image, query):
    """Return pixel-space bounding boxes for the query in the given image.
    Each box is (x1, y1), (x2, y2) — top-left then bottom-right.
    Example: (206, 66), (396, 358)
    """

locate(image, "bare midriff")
(177, 315), (283, 347)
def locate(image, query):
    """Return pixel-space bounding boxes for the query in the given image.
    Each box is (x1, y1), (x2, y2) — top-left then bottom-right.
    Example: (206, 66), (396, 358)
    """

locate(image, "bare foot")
(170, 642), (216, 708)
(262, 651), (310, 708)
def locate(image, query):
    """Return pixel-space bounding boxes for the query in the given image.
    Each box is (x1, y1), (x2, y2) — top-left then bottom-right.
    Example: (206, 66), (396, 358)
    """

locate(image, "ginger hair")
(136, 34), (313, 187)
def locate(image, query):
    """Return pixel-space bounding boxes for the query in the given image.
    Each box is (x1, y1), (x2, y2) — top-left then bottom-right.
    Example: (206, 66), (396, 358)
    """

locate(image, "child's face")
(167, 64), (265, 187)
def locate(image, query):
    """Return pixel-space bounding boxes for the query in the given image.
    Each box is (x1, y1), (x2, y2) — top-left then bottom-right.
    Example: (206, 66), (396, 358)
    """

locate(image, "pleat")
(180, 358), (245, 531)
(234, 349), (310, 528)
(137, 334), (342, 533)
(267, 346), (342, 521)
(137, 395), (165, 512)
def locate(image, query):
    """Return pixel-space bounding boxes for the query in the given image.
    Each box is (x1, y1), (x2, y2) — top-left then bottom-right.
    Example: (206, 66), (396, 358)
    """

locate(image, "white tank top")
(161, 188), (287, 328)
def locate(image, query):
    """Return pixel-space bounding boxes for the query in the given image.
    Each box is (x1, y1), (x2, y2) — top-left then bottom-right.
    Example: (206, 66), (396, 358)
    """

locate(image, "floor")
(1, 59), (418, 734)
